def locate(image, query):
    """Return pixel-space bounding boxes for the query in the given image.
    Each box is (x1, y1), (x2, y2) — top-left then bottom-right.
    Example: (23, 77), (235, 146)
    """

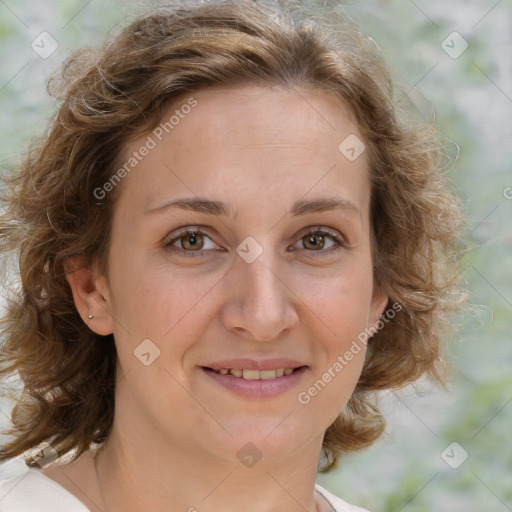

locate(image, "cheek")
(107, 255), (222, 359)
(294, 264), (374, 341)
(106, 265), (216, 414)
(292, 268), (372, 413)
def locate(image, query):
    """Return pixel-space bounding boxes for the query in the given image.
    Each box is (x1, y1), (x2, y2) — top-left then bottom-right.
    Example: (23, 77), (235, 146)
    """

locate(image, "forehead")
(114, 85), (370, 220)
(158, 85), (362, 162)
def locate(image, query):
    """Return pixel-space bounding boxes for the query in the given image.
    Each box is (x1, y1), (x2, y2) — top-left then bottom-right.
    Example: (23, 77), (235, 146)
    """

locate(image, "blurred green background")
(0, 1), (511, 511)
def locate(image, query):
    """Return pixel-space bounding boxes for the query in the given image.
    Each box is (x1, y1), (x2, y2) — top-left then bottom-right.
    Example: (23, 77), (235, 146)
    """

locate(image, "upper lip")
(202, 359), (307, 371)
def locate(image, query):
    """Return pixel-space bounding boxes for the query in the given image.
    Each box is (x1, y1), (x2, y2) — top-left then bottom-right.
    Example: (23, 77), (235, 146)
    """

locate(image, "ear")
(368, 284), (389, 330)
(65, 256), (114, 336)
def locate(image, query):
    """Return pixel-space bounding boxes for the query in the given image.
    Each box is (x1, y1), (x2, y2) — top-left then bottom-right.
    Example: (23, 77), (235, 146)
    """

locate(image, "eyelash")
(163, 226), (347, 258)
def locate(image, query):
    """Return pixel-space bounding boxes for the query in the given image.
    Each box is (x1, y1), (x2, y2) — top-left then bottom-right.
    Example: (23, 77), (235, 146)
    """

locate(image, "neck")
(93, 418), (325, 512)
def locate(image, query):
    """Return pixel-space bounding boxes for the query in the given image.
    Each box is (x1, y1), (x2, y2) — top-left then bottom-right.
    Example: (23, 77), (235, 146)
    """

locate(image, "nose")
(219, 251), (299, 342)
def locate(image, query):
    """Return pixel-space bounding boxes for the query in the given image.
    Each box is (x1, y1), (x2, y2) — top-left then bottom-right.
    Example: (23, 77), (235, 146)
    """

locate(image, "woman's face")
(95, 85), (387, 465)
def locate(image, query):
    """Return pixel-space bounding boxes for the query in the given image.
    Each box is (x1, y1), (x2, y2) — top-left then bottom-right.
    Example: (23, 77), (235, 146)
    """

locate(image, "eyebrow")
(144, 196), (361, 220)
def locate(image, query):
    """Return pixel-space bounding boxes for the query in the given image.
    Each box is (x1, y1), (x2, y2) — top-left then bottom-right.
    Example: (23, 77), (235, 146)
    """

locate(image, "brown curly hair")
(0, 0), (465, 471)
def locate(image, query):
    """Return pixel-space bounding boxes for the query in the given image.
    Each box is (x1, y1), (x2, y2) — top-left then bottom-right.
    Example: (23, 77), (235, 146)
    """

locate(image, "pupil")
(184, 232), (202, 250)
(307, 233), (324, 249)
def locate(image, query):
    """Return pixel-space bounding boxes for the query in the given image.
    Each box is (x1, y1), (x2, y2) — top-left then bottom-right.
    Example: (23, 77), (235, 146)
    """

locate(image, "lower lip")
(201, 367), (308, 398)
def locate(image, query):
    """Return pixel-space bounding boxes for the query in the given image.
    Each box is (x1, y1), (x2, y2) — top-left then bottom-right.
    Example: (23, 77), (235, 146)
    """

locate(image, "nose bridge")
(223, 244), (298, 341)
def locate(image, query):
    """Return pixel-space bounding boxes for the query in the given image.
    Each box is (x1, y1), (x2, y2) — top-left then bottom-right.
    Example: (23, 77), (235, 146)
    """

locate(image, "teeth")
(242, 369), (260, 380)
(212, 367), (299, 379)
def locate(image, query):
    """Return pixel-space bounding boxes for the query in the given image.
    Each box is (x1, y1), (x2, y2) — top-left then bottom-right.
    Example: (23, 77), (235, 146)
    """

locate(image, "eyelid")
(163, 225), (219, 247)
(163, 224), (348, 257)
(297, 225), (347, 244)
(292, 225), (348, 255)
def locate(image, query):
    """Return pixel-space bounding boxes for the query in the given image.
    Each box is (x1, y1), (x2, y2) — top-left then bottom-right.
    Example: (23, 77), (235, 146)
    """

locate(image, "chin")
(211, 416), (317, 464)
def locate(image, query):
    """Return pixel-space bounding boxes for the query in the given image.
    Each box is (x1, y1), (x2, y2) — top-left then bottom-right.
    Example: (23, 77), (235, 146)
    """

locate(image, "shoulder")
(0, 456), (90, 512)
(315, 483), (371, 512)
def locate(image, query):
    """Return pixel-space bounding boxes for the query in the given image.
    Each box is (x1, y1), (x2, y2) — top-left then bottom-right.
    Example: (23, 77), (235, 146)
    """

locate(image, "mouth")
(201, 366), (306, 380)
(200, 362), (308, 398)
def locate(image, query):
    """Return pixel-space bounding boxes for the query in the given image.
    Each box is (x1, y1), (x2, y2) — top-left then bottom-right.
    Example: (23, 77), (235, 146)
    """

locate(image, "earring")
(88, 314), (94, 319)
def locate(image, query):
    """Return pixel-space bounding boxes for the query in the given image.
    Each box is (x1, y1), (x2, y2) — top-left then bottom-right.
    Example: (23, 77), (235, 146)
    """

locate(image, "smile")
(207, 367), (300, 379)
(201, 366), (308, 398)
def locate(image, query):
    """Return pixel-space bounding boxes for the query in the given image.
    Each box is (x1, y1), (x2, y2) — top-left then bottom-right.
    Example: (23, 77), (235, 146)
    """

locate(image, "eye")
(164, 225), (346, 258)
(164, 227), (220, 257)
(291, 227), (346, 254)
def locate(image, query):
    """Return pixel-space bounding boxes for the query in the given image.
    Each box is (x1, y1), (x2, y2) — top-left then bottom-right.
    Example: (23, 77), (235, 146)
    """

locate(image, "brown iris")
(302, 232), (325, 250)
(181, 232), (204, 250)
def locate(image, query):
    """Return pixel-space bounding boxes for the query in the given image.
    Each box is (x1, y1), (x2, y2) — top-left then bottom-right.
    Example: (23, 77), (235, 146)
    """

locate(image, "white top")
(0, 456), (369, 512)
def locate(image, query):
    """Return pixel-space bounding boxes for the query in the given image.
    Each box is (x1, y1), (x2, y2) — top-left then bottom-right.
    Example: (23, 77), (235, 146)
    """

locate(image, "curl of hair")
(0, 0), (465, 471)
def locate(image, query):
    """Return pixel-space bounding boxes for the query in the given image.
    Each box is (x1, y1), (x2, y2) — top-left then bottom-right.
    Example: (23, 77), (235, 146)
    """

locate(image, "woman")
(0, 1), (464, 511)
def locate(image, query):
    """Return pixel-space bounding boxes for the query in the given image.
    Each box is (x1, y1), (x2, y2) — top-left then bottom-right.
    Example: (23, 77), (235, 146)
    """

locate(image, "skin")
(48, 85), (388, 512)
